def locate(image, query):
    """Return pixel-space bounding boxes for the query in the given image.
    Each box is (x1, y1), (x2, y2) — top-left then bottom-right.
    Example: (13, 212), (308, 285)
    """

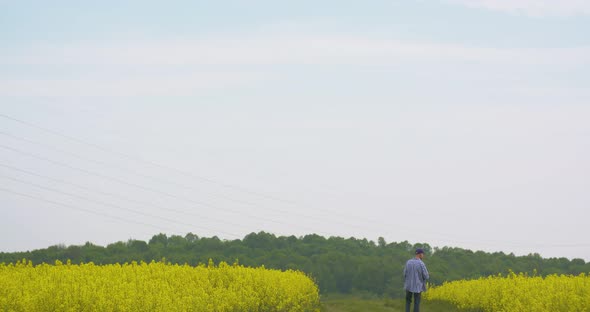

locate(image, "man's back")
(403, 258), (429, 293)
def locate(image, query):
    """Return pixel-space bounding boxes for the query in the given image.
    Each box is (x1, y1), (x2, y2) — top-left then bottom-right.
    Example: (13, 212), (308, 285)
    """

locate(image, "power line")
(4, 180), (585, 252)
(0, 131), (257, 207)
(0, 144), (516, 246)
(1, 121), (396, 234)
(0, 187), (179, 234)
(0, 113), (428, 231)
(0, 162), (248, 229)
(0, 113), (294, 204)
(1, 162), (577, 250)
(538, 244), (590, 248)
(0, 144), (541, 248)
(0, 131), (357, 225)
(1, 113), (569, 249)
(0, 144), (231, 209)
(0, 146), (331, 235)
(0, 174), (243, 238)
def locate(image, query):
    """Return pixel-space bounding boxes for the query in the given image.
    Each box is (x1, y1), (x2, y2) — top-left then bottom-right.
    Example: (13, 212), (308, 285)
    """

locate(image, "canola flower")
(425, 271), (590, 312)
(0, 259), (320, 312)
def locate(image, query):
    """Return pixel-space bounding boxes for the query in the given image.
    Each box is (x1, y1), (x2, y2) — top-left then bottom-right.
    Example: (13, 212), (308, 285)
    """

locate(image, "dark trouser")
(405, 290), (421, 312)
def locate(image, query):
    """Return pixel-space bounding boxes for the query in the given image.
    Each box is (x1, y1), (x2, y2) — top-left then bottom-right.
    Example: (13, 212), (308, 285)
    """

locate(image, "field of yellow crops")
(0, 259), (320, 311)
(425, 271), (590, 312)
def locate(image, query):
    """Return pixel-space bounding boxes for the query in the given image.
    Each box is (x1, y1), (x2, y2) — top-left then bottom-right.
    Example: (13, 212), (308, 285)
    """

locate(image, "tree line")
(1, 232), (588, 297)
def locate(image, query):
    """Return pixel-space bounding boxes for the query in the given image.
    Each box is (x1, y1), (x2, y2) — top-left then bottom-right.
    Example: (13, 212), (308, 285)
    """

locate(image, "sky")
(1, 0), (589, 261)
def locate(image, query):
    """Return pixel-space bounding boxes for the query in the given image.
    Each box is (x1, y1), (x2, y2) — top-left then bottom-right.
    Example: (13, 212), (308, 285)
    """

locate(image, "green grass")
(320, 294), (471, 312)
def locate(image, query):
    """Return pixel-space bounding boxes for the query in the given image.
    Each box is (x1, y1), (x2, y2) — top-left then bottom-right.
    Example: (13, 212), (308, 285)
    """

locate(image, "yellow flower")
(0, 260), (320, 311)
(425, 272), (590, 312)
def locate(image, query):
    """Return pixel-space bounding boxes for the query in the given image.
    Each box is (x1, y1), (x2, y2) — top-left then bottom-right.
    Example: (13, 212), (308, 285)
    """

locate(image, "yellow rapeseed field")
(0, 259), (320, 312)
(425, 271), (590, 312)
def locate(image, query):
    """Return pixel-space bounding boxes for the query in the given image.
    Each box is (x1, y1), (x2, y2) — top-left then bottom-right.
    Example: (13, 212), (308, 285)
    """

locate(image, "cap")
(415, 248), (424, 255)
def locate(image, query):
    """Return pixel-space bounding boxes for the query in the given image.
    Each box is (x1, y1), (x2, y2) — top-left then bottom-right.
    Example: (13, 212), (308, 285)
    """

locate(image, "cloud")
(1, 34), (589, 96)
(3, 36), (590, 67)
(0, 71), (268, 96)
(444, 0), (590, 17)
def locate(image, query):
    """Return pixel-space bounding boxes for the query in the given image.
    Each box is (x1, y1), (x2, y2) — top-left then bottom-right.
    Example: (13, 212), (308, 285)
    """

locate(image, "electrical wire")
(2, 113), (583, 250)
(0, 187), (179, 234)
(0, 131), (374, 226)
(0, 131), (257, 206)
(0, 162), (248, 229)
(0, 113), (293, 203)
(0, 174), (243, 238)
(0, 113), (433, 229)
(0, 145), (332, 235)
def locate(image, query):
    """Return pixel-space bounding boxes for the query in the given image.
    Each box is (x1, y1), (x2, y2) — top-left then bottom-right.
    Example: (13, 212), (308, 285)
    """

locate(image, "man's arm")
(421, 262), (429, 281)
(403, 263), (407, 281)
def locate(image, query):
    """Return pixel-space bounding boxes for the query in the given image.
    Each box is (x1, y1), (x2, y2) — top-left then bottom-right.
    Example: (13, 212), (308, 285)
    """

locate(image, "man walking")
(403, 248), (429, 312)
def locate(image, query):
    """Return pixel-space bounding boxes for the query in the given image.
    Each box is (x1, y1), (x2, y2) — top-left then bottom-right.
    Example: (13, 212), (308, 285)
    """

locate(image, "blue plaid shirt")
(403, 258), (429, 293)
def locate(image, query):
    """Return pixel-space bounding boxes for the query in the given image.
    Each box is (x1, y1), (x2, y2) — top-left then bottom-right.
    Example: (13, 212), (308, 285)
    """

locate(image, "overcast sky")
(1, 0), (589, 261)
